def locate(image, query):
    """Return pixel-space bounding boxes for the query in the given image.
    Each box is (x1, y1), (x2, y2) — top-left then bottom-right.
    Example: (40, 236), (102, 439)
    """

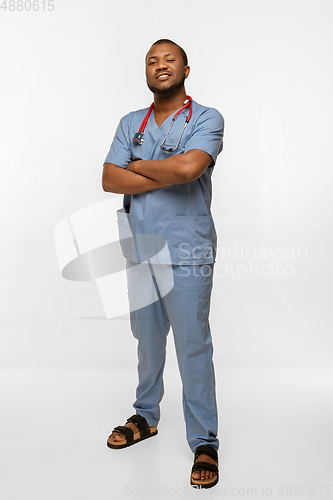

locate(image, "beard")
(147, 73), (186, 96)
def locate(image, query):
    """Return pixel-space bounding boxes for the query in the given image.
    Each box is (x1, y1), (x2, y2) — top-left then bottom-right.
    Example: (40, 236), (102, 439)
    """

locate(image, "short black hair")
(148, 39), (188, 66)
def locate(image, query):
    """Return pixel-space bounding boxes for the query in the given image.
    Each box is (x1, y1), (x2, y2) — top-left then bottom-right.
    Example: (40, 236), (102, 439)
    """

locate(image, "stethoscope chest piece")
(132, 131), (145, 145)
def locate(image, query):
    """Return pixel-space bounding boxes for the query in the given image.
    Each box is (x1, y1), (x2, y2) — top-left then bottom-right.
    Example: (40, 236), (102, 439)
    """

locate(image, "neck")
(153, 88), (187, 115)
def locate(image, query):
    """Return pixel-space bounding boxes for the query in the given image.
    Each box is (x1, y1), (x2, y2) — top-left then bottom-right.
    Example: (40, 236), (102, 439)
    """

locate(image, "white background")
(1, 0), (332, 498)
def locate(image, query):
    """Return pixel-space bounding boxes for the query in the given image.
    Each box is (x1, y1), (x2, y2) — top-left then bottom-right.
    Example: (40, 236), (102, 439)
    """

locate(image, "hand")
(126, 159), (142, 172)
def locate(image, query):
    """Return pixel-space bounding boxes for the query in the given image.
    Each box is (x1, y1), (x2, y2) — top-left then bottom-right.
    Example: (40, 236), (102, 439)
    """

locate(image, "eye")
(167, 59), (175, 62)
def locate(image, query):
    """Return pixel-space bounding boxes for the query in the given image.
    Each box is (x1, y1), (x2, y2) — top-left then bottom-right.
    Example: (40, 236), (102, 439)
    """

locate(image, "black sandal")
(190, 444), (219, 489)
(107, 413), (158, 449)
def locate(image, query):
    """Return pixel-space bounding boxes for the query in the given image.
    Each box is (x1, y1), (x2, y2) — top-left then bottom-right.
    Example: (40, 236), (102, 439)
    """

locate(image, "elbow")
(178, 150), (213, 183)
(102, 180), (120, 193)
(102, 176), (118, 193)
(102, 165), (110, 192)
(170, 161), (195, 184)
(102, 176), (110, 192)
(180, 166), (197, 183)
(176, 155), (200, 183)
(102, 163), (119, 193)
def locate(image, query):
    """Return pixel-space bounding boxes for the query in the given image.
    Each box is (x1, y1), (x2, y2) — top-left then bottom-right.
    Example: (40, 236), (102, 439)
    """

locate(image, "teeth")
(158, 74), (170, 79)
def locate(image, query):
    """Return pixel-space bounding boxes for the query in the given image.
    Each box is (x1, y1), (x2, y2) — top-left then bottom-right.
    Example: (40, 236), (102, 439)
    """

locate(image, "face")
(145, 43), (190, 96)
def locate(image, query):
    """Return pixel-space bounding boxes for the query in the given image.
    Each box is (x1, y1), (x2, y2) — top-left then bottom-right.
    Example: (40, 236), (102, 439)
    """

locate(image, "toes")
(192, 470), (215, 481)
(192, 470), (217, 481)
(113, 432), (124, 441)
(192, 453), (217, 483)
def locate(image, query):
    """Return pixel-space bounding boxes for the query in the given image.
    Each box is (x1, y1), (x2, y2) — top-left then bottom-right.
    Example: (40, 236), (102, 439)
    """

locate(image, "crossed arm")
(102, 149), (213, 194)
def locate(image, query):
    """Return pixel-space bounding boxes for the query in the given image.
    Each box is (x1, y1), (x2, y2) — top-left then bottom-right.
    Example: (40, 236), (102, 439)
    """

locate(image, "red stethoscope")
(132, 95), (193, 152)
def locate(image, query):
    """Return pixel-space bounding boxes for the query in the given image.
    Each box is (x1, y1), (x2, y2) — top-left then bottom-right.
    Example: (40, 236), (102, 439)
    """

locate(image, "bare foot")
(191, 453), (218, 483)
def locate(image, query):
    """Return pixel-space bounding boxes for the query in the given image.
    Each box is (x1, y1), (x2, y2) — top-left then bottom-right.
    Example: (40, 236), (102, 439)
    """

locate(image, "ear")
(184, 65), (190, 79)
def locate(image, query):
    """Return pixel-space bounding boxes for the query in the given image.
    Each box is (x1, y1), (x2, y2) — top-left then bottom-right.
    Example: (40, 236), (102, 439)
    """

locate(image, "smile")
(156, 73), (171, 80)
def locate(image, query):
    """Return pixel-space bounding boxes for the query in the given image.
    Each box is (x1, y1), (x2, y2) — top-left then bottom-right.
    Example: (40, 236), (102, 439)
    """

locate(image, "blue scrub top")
(104, 99), (224, 265)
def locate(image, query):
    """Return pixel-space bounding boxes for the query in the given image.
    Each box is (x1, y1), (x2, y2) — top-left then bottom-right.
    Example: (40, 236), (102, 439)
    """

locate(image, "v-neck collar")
(152, 105), (186, 130)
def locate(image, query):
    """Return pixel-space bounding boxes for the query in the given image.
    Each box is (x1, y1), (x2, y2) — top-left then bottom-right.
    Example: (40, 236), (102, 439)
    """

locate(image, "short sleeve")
(184, 108), (224, 167)
(104, 116), (132, 168)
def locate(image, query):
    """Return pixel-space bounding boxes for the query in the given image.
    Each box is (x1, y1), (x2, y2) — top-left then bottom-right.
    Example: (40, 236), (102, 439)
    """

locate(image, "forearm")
(126, 154), (193, 184)
(102, 163), (171, 194)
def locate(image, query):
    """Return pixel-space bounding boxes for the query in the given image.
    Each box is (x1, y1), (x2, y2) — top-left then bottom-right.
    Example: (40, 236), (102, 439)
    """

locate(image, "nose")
(156, 60), (168, 72)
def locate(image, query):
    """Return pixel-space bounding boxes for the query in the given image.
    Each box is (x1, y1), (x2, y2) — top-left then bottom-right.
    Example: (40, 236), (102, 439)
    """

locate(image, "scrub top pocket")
(159, 144), (186, 158)
(116, 208), (137, 261)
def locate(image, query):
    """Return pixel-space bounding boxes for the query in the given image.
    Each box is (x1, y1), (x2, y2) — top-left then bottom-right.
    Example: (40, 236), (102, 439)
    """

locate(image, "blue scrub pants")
(126, 261), (219, 453)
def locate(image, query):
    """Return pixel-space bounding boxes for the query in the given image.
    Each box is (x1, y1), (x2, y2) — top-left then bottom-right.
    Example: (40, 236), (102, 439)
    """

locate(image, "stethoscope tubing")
(132, 96), (192, 152)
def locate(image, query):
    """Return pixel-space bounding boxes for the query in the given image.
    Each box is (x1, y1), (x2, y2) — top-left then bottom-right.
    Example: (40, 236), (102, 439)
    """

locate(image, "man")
(102, 39), (224, 489)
